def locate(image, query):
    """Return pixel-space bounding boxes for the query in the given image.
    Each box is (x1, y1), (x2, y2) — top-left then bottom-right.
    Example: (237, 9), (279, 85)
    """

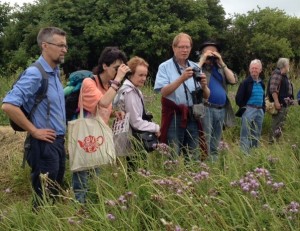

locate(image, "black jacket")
(235, 76), (266, 111)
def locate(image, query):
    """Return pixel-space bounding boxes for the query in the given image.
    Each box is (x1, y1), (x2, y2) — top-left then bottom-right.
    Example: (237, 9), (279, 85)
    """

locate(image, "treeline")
(0, 0), (299, 79)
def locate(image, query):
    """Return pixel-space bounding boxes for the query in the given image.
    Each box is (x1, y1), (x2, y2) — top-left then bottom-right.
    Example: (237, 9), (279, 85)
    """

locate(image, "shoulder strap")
(113, 84), (132, 108)
(28, 62), (49, 119)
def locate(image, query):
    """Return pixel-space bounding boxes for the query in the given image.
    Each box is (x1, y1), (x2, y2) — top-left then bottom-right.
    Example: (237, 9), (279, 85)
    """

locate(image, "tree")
(223, 7), (300, 76)
(0, 0), (228, 78)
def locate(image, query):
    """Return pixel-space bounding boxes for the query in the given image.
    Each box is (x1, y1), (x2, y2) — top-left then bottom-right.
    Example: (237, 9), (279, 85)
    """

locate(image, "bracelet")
(109, 80), (121, 87)
(110, 83), (119, 91)
(221, 64), (227, 69)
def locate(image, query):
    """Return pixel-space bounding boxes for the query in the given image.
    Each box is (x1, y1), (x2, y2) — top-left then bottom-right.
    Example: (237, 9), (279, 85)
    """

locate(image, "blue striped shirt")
(247, 81), (264, 107)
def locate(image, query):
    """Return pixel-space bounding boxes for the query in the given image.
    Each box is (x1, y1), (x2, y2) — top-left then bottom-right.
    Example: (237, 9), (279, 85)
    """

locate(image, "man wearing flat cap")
(198, 41), (237, 161)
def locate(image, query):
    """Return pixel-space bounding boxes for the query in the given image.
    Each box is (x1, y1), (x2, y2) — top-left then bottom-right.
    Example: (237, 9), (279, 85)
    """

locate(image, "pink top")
(78, 76), (112, 125)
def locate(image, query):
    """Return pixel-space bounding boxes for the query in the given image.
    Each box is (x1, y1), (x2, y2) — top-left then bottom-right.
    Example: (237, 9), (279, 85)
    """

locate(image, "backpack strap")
(28, 62), (49, 123)
(22, 62), (49, 169)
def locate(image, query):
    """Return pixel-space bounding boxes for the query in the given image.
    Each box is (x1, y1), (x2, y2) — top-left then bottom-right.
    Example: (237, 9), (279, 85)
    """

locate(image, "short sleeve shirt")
(154, 58), (200, 106)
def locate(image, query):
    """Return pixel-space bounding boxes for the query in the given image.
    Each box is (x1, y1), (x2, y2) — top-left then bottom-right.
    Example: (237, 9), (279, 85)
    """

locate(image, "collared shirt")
(269, 68), (293, 96)
(207, 66), (227, 105)
(116, 79), (159, 133)
(154, 58), (200, 106)
(3, 56), (66, 135)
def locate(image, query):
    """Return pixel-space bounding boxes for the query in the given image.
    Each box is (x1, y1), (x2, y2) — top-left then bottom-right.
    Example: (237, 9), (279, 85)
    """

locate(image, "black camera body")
(191, 87), (203, 105)
(125, 70), (132, 79)
(192, 67), (203, 81)
(142, 112), (153, 122)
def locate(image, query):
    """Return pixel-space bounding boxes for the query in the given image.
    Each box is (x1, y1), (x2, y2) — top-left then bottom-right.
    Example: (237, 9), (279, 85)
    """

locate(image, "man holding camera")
(198, 41), (237, 161)
(154, 33), (210, 161)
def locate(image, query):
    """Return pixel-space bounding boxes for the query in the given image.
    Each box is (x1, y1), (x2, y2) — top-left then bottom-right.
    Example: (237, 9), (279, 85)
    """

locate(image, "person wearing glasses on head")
(2, 27), (68, 210)
(154, 32), (210, 162)
(72, 46), (130, 204)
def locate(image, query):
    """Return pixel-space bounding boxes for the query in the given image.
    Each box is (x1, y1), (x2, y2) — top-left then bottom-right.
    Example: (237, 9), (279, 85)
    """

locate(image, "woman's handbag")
(68, 96), (116, 172)
(131, 129), (158, 152)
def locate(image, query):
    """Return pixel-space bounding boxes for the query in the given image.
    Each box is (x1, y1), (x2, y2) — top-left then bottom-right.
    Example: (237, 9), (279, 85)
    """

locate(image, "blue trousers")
(26, 135), (66, 207)
(167, 113), (200, 161)
(201, 106), (225, 160)
(72, 168), (100, 204)
(240, 107), (264, 154)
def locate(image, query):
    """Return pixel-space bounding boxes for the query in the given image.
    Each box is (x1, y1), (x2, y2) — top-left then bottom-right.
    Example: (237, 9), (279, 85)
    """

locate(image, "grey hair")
(277, 58), (289, 69)
(37, 27), (67, 48)
(249, 59), (262, 68)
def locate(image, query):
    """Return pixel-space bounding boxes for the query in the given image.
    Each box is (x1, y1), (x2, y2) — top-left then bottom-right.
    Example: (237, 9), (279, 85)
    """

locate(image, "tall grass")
(0, 71), (299, 230)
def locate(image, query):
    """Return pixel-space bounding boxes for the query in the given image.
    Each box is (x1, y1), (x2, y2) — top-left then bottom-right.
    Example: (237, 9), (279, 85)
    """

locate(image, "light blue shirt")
(3, 56), (66, 135)
(154, 58), (200, 106)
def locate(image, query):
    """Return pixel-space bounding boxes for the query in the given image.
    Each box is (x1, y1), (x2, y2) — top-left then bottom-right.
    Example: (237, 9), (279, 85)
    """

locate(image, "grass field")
(0, 72), (299, 230)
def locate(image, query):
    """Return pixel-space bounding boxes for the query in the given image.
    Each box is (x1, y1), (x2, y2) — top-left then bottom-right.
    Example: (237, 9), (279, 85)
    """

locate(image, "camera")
(192, 67), (203, 81)
(191, 87), (203, 105)
(142, 112), (153, 122)
(125, 70), (132, 79)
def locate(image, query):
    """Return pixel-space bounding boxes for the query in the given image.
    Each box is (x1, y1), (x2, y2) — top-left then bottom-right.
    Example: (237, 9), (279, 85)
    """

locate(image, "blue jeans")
(240, 107), (264, 154)
(167, 112), (200, 161)
(201, 106), (225, 160)
(72, 168), (99, 204)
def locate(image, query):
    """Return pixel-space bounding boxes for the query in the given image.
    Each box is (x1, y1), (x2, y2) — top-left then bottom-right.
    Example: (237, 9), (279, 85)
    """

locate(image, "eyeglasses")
(176, 46), (191, 50)
(46, 42), (68, 50)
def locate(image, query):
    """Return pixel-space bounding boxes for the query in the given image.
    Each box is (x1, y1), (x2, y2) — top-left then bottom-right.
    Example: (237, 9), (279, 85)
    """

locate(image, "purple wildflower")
(107, 213), (116, 221)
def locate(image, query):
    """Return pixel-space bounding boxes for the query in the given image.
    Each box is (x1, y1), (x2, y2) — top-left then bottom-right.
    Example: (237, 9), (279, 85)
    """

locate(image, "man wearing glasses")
(154, 32), (210, 162)
(2, 27), (67, 210)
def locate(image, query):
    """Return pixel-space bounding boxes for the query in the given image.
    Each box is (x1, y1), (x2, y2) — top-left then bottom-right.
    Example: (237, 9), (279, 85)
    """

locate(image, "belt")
(204, 102), (225, 109)
(56, 135), (65, 139)
(247, 104), (263, 109)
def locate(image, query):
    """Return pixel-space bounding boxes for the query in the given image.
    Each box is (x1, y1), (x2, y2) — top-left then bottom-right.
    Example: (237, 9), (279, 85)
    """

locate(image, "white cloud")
(219, 0), (300, 17)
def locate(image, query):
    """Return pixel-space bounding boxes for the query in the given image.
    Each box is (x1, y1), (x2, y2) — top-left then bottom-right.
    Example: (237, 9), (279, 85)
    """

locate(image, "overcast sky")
(219, 0), (300, 17)
(3, 0), (300, 18)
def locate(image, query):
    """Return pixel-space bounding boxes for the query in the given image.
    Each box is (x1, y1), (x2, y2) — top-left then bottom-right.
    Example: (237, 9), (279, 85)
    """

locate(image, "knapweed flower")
(175, 225), (183, 231)
(137, 168), (151, 177)
(191, 171), (209, 182)
(267, 155), (279, 164)
(163, 160), (179, 169)
(105, 200), (116, 207)
(155, 143), (171, 156)
(199, 162), (210, 171)
(107, 213), (116, 221)
(272, 182), (284, 191)
(118, 195), (127, 204)
(68, 218), (76, 225)
(286, 201), (299, 213)
(230, 167), (286, 197)
(218, 140), (229, 151)
(151, 194), (164, 202)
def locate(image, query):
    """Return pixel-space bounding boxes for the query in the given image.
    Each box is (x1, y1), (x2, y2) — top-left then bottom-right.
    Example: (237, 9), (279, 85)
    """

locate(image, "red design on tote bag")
(77, 135), (104, 153)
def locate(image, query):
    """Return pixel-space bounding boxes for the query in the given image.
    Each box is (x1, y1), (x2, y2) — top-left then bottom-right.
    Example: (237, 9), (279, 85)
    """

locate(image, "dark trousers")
(25, 135), (66, 207)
